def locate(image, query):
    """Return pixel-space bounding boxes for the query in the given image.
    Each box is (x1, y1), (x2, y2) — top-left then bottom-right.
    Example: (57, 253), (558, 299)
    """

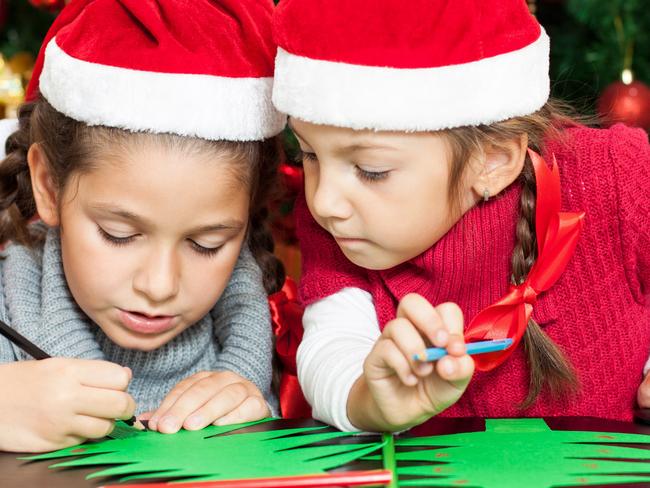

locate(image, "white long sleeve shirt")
(297, 287), (378, 431)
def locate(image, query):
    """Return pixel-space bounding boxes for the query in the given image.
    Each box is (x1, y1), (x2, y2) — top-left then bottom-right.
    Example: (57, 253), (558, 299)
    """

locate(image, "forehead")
(65, 141), (250, 225)
(290, 118), (450, 158)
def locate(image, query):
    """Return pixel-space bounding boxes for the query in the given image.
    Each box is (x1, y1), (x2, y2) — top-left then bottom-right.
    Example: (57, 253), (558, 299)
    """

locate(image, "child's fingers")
(155, 375), (255, 433)
(148, 371), (212, 430)
(383, 318), (433, 377)
(184, 383), (248, 430)
(76, 387), (136, 421)
(54, 359), (131, 391)
(72, 415), (116, 440)
(183, 382), (251, 430)
(156, 377), (230, 434)
(435, 302), (465, 336)
(367, 337), (418, 386)
(213, 396), (269, 427)
(445, 333), (467, 357)
(137, 411), (154, 421)
(436, 354), (474, 385)
(396, 294), (448, 347)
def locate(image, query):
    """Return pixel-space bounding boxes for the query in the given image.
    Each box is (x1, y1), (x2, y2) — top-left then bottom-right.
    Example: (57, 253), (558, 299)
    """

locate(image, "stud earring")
(483, 188), (490, 202)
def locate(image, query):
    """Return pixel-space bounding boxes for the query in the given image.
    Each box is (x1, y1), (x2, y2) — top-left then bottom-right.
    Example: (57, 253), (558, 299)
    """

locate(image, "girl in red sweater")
(272, 0), (650, 432)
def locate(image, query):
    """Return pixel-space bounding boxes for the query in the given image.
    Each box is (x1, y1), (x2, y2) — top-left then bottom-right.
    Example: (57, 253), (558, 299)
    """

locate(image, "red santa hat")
(272, 0), (550, 131)
(26, 0), (285, 141)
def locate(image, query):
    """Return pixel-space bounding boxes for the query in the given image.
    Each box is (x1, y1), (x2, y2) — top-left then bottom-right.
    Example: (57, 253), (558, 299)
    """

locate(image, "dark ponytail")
(511, 153), (578, 409)
(246, 137), (286, 295)
(444, 99), (586, 408)
(0, 101), (39, 247)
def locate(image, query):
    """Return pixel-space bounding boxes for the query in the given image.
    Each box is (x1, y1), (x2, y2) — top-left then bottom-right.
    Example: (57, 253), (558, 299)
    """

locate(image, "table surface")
(1, 417), (650, 488)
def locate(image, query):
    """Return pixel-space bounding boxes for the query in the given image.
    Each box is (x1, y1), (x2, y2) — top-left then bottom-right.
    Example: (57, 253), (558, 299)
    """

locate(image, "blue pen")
(413, 338), (514, 362)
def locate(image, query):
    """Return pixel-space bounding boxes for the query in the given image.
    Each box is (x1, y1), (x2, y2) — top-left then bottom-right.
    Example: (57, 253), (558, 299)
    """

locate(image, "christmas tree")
(538, 0), (650, 128)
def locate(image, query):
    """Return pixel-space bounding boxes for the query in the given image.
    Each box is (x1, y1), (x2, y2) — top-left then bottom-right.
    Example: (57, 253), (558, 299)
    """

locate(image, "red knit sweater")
(296, 124), (650, 422)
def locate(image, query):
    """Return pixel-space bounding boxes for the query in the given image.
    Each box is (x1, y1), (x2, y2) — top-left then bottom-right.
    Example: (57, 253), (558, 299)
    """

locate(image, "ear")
(27, 143), (59, 226)
(470, 133), (528, 201)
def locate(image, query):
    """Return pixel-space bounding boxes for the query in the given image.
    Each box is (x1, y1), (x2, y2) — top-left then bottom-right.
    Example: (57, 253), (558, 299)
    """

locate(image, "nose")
(133, 244), (180, 304)
(309, 165), (353, 221)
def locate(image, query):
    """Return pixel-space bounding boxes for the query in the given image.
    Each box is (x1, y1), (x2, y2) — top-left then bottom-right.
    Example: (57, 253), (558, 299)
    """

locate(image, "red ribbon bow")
(463, 149), (585, 371)
(269, 277), (312, 418)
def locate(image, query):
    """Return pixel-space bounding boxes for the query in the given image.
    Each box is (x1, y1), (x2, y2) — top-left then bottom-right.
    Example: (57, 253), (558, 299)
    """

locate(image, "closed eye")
(355, 166), (390, 182)
(297, 149), (318, 163)
(97, 225), (137, 246)
(189, 240), (223, 257)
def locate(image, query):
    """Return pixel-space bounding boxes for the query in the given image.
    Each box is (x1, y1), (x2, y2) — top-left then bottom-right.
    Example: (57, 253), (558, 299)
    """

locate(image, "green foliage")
(24, 419), (384, 483)
(0, 1), (55, 59)
(367, 418), (650, 488)
(543, 0), (650, 111)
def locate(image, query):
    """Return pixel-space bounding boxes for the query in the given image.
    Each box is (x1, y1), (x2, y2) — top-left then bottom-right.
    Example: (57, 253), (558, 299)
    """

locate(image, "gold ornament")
(0, 54), (25, 118)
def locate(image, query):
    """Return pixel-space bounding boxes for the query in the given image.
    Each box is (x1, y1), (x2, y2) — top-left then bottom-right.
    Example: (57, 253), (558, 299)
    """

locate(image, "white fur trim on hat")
(273, 30), (550, 132)
(40, 39), (286, 141)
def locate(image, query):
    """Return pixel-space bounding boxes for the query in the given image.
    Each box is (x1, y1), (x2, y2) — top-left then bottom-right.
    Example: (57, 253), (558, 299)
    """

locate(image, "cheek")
(57, 190), (137, 307)
(181, 239), (245, 315)
(60, 235), (123, 311)
(379, 176), (453, 246)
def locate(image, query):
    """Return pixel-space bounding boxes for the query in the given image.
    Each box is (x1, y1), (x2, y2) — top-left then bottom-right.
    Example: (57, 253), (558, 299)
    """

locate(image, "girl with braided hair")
(0, 0), (285, 452)
(272, 0), (650, 432)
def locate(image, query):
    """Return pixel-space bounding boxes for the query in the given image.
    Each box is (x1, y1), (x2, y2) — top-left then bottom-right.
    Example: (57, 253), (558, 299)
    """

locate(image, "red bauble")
(28, 0), (66, 11)
(279, 161), (304, 195)
(597, 80), (650, 130)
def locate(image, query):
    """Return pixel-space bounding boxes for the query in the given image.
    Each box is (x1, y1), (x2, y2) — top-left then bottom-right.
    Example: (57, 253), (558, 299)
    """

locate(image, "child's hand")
(349, 294), (474, 432)
(145, 371), (270, 433)
(638, 373), (650, 408)
(0, 358), (135, 453)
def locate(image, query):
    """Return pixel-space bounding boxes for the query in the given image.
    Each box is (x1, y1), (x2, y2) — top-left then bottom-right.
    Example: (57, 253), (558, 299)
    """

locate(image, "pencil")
(99, 469), (394, 488)
(0, 317), (143, 429)
(413, 338), (513, 362)
(0, 318), (49, 359)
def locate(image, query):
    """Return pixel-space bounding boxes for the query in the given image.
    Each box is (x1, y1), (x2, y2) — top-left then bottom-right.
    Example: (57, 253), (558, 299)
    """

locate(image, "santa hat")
(26, 0), (286, 141)
(272, 0), (550, 132)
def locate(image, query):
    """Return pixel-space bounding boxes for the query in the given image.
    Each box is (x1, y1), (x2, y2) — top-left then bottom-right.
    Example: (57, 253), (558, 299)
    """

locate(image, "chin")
(342, 250), (397, 271)
(100, 327), (174, 352)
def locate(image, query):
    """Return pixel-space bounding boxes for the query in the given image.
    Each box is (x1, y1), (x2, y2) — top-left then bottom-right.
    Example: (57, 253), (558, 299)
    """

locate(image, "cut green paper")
(23, 418), (383, 483)
(368, 418), (650, 488)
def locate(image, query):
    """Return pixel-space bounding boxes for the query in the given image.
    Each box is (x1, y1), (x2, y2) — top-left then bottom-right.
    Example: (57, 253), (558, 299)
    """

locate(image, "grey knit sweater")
(0, 229), (277, 415)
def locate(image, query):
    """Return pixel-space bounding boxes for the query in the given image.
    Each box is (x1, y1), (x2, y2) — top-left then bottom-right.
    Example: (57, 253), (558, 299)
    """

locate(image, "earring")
(483, 188), (490, 202)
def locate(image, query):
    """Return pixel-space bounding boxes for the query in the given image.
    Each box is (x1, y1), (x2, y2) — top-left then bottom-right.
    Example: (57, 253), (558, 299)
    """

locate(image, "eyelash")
(298, 149), (390, 182)
(97, 226), (224, 257)
(355, 166), (390, 182)
(189, 241), (223, 257)
(297, 149), (317, 164)
(97, 226), (135, 246)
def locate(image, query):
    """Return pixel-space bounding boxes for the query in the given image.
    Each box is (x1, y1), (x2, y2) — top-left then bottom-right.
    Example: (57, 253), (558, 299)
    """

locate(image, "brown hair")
(443, 99), (588, 408)
(0, 98), (285, 294)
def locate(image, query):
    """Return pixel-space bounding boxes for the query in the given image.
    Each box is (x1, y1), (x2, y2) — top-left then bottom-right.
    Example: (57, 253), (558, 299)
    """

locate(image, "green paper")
(384, 418), (650, 488)
(382, 432), (399, 488)
(23, 419), (383, 483)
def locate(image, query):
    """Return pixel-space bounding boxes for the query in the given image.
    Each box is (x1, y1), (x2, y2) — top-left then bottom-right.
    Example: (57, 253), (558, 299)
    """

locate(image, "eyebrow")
(289, 122), (399, 156)
(332, 143), (398, 157)
(89, 204), (245, 233)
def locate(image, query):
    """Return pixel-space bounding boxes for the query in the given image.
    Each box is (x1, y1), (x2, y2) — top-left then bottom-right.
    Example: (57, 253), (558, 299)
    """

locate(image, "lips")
(118, 309), (177, 335)
(333, 235), (367, 243)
